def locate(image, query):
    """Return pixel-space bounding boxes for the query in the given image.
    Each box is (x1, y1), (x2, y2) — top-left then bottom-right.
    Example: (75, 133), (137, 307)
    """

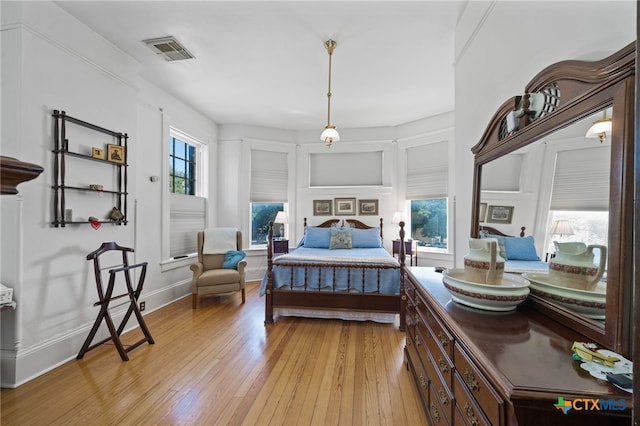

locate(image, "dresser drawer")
(454, 372), (492, 426)
(425, 351), (453, 423)
(428, 382), (449, 425)
(425, 323), (453, 389)
(425, 306), (454, 359)
(454, 343), (503, 426)
(405, 344), (429, 407)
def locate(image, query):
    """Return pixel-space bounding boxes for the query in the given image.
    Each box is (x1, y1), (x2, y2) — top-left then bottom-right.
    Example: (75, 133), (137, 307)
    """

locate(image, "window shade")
(550, 146), (610, 211)
(251, 150), (288, 202)
(170, 193), (206, 257)
(309, 151), (383, 186)
(406, 141), (449, 199)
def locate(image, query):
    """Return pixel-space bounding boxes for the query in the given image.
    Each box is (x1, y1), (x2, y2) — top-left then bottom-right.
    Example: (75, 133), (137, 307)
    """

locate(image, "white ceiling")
(55, 1), (464, 132)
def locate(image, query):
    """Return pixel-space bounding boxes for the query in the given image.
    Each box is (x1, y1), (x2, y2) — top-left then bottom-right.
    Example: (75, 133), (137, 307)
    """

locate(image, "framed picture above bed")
(334, 197), (356, 215)
(487, 205), (514, 224)
(358, 199), (378, 215)
(313, 200), (333, 216)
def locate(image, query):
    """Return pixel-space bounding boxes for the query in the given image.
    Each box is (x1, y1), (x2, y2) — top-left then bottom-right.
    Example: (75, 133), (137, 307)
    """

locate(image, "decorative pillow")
(222, 250), (246, 269)
(303, 227), (332, 248)
(504, 236), (540, 261)
(329, 228), (353, 249)
(351, 228), (382, 248)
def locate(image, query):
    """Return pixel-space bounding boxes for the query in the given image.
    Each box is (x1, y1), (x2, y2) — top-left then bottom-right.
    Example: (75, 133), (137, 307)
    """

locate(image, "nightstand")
(272, 239), (289, 254)
(392, 239), (417, 266)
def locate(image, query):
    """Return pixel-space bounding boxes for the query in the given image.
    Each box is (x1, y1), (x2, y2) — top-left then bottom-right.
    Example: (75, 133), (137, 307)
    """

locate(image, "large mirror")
(470, 43), (634, 356)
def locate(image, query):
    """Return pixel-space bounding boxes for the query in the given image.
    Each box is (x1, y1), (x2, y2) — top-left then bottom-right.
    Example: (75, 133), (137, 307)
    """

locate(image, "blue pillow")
(222, 250), (246, 269)
(303, 227), (331, 248)
(504, 236), (540, 261)
(351, 228), (382, 248)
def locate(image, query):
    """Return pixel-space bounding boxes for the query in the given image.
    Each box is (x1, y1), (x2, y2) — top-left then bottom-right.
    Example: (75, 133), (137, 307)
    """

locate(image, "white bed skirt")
(274, 307), (397, 324)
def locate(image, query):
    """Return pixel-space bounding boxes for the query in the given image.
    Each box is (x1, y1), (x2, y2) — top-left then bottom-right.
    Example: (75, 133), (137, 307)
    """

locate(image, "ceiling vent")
(143, 36), (195, 62)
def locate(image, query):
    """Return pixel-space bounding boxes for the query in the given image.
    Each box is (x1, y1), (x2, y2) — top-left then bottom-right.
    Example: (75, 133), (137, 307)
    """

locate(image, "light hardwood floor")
(1, 282), (427, 425)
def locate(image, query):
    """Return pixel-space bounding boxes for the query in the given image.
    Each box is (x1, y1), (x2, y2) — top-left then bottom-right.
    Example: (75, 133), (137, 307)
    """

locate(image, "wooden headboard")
(304, 217), (384, 240)
(480, 225), (526, 237)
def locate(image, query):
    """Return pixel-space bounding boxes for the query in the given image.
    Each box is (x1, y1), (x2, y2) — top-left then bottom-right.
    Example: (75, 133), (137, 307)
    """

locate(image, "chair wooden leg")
(241, 288), (245, 303)
(192, 294), (197, 309)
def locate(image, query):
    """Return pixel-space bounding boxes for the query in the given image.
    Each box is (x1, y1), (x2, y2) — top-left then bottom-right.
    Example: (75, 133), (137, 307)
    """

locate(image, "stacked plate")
(522, 272), (606, 320)
(442, 269), (530, 312)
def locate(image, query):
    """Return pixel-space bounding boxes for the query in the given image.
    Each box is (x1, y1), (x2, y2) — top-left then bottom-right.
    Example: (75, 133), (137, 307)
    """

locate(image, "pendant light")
(320, 39), (340, 147)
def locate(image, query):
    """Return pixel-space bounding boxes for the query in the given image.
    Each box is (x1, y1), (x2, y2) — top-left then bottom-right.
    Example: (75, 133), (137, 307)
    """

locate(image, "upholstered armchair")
(190, 230), (246, 308)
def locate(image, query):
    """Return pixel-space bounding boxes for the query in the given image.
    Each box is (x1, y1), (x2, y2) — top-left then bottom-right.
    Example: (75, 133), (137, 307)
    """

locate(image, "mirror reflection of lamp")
(548, 219), (574, 261)
(274, 211), (288, 240)
(585, 110), (612, 143)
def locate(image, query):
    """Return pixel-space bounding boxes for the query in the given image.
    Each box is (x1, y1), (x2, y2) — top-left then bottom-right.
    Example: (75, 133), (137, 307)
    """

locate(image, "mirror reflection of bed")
(477, 108), (613, 323)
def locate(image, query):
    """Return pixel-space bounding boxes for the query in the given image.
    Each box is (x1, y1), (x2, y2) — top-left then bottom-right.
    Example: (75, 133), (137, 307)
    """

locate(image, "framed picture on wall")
(334, 198), (356, 215)
(479, 203), (488, 222)
(107, 144), (125, 164)
(487, 205), (514, 224)
(313, 200), (333, 216)
(358, 199), (378, 215)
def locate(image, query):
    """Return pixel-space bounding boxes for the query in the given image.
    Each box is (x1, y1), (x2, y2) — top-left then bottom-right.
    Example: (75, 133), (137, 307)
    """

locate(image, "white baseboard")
(0, 279), (191, 388)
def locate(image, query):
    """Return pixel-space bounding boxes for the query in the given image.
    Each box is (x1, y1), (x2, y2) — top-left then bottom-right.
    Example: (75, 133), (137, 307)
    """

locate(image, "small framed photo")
(91, 147), (104, 159)
(358, 199), (378, 215)
(487, 205), (514, 224)
(313, 200), (333, 216)
(334, 197), (356, 216)
(479, 203), (488, 223)
(107, 144), (125, 164)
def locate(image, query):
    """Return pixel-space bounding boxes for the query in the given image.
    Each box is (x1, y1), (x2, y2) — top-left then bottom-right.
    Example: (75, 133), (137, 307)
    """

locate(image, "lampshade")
(321, 126), (340, 146)
(549, 219), (574, 236)
(585, 111), (612, 143)
(392, 211), (405, 224)
(274, 211), (288, 224)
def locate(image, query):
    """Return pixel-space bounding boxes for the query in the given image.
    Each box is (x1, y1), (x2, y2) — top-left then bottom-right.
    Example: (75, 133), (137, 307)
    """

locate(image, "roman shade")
(550, 146), (610, 211)
(170, 193), (206, 257)
(251, 149), (288, 202)
(406, 141), (448, 199)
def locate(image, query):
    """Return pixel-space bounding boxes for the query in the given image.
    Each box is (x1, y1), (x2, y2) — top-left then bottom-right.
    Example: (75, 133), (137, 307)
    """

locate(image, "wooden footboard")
(264, 217), (407, 331)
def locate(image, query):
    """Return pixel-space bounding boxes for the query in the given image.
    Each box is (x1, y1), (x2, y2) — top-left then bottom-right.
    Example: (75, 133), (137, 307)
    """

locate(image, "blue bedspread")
(259, 247), (401, 296)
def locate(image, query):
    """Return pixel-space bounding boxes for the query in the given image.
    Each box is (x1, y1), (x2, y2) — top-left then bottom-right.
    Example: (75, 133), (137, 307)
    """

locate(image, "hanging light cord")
(325, 39), (336, 127)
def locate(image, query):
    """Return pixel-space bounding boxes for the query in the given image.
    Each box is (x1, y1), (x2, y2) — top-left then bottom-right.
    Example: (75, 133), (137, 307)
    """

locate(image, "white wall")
(0, 1), (218, 387)
(453, 0), (636, 267)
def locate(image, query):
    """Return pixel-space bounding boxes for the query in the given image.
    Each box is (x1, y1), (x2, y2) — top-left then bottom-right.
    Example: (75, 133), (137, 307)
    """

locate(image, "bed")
(479, 225), (549, 273)
(261, 217), (406, 330)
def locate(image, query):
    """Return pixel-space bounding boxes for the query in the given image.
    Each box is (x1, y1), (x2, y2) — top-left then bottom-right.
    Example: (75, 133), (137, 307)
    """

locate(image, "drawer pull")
(419, 374), (427, 389)
(437, 332), (449, 347)
(414, 313), (419, 323)
(415, 335), (421, 346)
(430, 402), (440, 422)
(464, 403), (480, 426)
(438, 387), (449, 406)
(438, 358), (449, 374)
(465, 368), (481, 392)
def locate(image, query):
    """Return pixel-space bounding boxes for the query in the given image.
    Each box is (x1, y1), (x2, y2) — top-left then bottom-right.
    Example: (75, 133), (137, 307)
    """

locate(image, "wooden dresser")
(404, 267), (631, 426)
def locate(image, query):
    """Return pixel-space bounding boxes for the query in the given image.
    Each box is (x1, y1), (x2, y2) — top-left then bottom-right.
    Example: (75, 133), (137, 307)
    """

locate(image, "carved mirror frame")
(470, 42), (635, 356)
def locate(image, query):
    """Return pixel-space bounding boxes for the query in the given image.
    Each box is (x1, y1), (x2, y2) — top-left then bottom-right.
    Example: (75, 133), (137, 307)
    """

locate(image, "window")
(546, 211), (608, 254)
(409, 199), (448, 250)
(168, 127), (207, 258)
(169, 136), (197, 195)
(251, 202), (285, 245)
(405, 141), (449, 252)
(250, 149), (288, 247)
